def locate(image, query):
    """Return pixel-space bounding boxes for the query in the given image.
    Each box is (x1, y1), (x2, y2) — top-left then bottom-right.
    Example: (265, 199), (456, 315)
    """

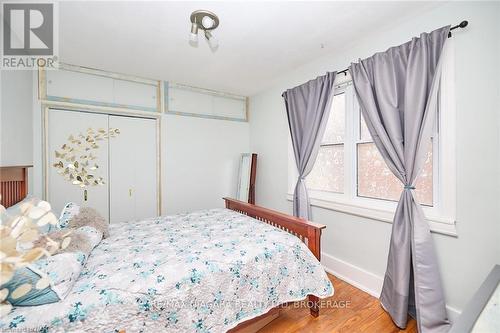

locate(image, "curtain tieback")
(404, 185), (416, 190)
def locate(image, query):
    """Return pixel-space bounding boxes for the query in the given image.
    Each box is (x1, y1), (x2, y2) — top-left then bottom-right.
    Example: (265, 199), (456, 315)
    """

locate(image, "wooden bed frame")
(223, 198), (327, 332)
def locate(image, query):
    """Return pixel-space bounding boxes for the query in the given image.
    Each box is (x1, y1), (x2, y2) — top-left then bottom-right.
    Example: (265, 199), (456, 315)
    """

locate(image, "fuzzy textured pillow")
(34, 229), (93, 255)
(68, 207), (109, 238)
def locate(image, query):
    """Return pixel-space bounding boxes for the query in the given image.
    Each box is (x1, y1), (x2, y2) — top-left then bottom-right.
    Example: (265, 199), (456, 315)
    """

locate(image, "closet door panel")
(48, 109), (109, 219)
(131, 118), (157, 220)
(109, 116), (135, 223)
(109, 116), (157, 223)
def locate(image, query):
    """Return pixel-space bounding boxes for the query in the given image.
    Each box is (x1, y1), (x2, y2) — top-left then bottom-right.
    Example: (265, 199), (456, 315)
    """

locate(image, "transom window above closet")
(288, 42), (457, 236)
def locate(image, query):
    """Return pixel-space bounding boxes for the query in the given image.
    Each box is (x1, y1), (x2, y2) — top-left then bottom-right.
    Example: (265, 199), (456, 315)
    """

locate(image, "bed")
(1, 198), (333, 332)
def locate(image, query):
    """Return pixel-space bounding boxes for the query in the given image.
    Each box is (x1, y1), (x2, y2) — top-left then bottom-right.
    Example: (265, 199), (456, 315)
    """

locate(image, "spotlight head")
(205, 30), (218, 49)
(202, 16), (214, 29)
(189, 22), (199, 44)
(189, 33), (198, 44)
(191, 22), (198, 35)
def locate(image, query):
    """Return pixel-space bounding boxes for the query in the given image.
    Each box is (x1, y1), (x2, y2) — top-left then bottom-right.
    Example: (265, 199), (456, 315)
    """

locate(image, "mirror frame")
(236, 153), (257, 204)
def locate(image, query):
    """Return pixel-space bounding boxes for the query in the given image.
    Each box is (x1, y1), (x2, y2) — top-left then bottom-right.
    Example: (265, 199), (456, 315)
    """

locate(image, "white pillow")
(30, 252), (84, 300)
(77, 225), (103, 250)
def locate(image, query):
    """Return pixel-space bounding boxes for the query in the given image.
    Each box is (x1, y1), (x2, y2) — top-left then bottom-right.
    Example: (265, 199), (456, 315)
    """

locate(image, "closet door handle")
(129, 188), (133, 197)
(84, 189), (88, 201)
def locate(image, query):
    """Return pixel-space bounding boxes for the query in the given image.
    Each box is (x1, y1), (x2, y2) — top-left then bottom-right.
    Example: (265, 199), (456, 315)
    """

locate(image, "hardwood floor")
(258, 274), (417, 333)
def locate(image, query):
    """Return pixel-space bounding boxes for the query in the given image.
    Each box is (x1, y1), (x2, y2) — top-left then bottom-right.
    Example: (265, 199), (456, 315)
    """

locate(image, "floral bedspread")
(1, 208), (333, 333)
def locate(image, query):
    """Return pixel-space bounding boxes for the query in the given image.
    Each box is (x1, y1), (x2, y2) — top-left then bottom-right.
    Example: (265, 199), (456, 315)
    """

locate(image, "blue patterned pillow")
(2, 267), (59, 306)
(58, 202), (80, 229)
(2, 251), (85, 307)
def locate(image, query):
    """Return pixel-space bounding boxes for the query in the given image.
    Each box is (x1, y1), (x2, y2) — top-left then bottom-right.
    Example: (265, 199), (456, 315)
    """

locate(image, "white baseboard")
(446, 305), (461, 323)
(321, 251), (383, 298)
(321, 251), (461, 323)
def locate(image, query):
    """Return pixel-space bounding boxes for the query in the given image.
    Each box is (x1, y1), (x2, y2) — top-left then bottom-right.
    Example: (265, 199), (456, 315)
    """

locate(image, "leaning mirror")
(236, 153), (257, 204)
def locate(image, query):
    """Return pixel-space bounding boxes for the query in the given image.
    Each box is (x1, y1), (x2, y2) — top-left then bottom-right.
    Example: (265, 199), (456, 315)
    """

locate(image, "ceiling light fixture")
(189, 10), (219, 49)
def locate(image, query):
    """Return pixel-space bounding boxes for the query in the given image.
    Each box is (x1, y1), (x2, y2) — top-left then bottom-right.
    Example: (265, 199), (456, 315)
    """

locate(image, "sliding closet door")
(109, 116), (157, 223)
(48, 109), (109, 219)
(131, 118), (157, 220)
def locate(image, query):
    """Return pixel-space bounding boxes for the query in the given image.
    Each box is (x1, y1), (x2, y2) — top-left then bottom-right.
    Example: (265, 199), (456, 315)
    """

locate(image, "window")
(307, 83), (436, 205)
(287, 42), (456, 236)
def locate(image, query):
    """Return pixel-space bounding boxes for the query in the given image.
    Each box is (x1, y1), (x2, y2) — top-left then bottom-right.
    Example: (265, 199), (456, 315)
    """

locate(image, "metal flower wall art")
(53, 128), (120, 188)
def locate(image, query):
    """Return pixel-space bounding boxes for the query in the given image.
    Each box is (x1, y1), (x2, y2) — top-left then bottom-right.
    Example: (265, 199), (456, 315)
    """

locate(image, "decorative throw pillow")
(34, 226), (103, 255)
(77, 226), (104, 250)
(4, 196), (42, 217)
(30, 252), (84, 300)
(2, 267), (60, 306)
(58, 202), (80, 229)
(34, 229), (87, 255)
(68, 207), (109, 238)
(1, 252), (83, 306)
(4, 196), (58, 233)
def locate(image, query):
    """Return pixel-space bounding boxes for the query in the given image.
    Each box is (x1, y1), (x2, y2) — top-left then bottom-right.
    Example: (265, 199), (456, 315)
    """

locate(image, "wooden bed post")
(307, 227), (322, 317)
(223, 198), (327, 320)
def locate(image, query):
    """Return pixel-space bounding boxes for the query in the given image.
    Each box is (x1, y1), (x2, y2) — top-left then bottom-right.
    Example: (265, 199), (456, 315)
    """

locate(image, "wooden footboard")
(223, 198), (326, 319)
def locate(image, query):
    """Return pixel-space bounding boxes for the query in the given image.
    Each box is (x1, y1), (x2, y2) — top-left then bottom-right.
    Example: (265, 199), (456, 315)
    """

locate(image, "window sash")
(320, 89), (347, 146)
(351, 88), (438, 207)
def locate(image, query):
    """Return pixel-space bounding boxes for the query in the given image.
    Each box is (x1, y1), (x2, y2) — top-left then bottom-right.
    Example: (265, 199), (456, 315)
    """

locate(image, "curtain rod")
(336, 20), (469, 76)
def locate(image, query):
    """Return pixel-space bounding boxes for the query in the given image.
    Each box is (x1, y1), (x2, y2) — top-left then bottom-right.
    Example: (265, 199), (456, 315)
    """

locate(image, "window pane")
(357, 142), (433, 206)
(414, 145), (433, 206)
(359, 112), (372, 141)
(357, 143), (401, 201)
(307, 145), (344, 193)
(322, 93), (345, 144)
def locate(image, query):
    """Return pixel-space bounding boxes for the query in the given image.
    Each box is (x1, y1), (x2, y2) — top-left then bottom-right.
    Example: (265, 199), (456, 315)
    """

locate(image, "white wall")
(162, 114), (249, 214)
(0, 70), (34, 166)
(249, 1), (500, 318)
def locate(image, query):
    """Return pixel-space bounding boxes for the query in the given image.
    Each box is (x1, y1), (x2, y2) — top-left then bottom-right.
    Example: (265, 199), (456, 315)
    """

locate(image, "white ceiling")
(59, 1), (440, 96)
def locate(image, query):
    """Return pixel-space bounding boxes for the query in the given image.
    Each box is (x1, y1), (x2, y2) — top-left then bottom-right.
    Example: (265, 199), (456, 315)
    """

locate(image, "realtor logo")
(1, 2), (58, 69)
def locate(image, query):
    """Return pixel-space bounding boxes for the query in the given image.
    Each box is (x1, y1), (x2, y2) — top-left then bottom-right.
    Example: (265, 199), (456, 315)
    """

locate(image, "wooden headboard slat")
(0, 166), (31, 208)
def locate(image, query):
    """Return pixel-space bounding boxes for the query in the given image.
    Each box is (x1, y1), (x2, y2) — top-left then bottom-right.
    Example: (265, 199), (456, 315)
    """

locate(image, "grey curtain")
(282, 72), (336, 219)
(349, 26), (450, 333)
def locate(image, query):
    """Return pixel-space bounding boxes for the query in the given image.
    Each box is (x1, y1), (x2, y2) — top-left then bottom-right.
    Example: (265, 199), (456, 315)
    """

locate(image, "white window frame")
(287, 41), (457, 236)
